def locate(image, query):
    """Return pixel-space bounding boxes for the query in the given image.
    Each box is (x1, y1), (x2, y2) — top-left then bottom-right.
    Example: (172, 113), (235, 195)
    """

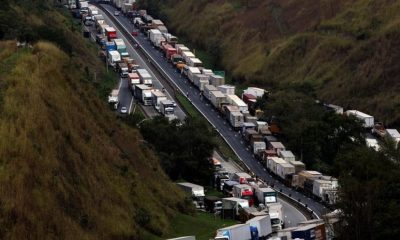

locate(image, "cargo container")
(202, 69), (214, 76)
(253, 141), (266, 155)
(218, 85), (236, 95)
(204, 196), (222, 213)
(221, 197), (249, 220)
(215, 223), (251, 240)
(289, 161), (306, 173)
(312, 179), (337, 199)
(163, 33), (178, 46)
(269, 142), (285, 155)
(113, 38), (127, 54)
(226, 95), (248, 112)
(266, 157), (287, 175)
(107, 50), (121, 68)
(186, 67), (201, 82)
(223, 105), (239, 119)
(386, 129), (400, 144)
(148, 29), (163, 46)
(151, 19), (164, 27)
(243, 87), (265, 98)
(157, 25), (168, 34)
(105, 27), (117, 41)
(128, 72), (140, 90)
(87, 5), (97, 15)
(296, 171), (323, 189)
(291, 223), (327, 240)
(193, 74), (209, 91)
(231, 172), (253, 184)
(242, 93), (257, 105)
(232, 184), (254, 206)
(279, 150), (295, 162)
(203, 85), (218, 101)
(345, 110), (374, 128)
(181, 51), (195, 63)
(134, 84), (152, 106)
(122, 3), (133, 14)
(254, 186), (277, 205)
(137, 69), (152, 86)
(177, 182), (205, 209)
(186, 57), (203, 68)
(210, 74), (225, 87)
(222, 180), (239, 196)
(230, 111), (244, 129)
(151, 90), (167, 112)
(210, 91), (226, 109)
(246, 215), (273, 239)
(105, 41), (117, 51)
(175, 44), (190, 55)
(162, 44), (177, 60)
(276, 162), (295, 180)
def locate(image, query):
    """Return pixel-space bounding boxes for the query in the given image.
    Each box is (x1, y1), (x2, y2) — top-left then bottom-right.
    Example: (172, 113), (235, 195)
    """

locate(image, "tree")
(334, 146), (400, 240)
(139, 117), (216, 185)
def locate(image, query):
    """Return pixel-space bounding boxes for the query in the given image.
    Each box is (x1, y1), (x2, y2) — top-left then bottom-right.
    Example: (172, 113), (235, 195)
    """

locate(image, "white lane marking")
(128, 97), (134, 114)
(118, 78), (123, 90)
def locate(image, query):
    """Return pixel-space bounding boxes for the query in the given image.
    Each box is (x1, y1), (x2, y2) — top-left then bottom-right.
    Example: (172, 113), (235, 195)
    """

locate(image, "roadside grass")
(175, 92), (241, 164)
(205, 187), (224, 198)
(143, 212), (238, 240)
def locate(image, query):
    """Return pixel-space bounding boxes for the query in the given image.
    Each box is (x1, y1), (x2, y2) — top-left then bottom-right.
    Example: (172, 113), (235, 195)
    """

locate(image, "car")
(114, 11), (120, 16)
(120, 106), (128, 114)
(131, 30), (138, 36)
(171, 101), (177, 107)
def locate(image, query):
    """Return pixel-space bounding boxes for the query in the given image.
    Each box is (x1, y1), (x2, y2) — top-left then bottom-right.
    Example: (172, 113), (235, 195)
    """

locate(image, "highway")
(96, 4), (325, 222)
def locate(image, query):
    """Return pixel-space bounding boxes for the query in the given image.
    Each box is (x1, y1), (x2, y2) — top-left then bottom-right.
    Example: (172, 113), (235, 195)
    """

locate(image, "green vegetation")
(139, 116), (216, 185)
(0, 1), (192, 239)
(138, 0), (400, 125)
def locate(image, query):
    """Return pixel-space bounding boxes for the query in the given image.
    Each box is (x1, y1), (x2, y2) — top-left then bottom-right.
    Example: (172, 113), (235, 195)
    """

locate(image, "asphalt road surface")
(96, 4), (326, 222)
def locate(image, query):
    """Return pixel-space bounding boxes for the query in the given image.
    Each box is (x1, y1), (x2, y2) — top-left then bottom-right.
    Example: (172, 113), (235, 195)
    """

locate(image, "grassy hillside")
(139, 0), (400, 125)
(0, 1), (190, 239)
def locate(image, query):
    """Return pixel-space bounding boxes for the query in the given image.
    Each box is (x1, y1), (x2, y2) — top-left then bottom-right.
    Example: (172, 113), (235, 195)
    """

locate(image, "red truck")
(232, 184), (255, 207)
(162, 43), (177, 61)
(105, 27), (117, 41)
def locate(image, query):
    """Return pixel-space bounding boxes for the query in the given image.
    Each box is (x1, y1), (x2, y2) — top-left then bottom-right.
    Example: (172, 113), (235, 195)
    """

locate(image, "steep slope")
(0, 1), (189, 238)
(0, 40), (186, 239)
(140, 0), (400, 125)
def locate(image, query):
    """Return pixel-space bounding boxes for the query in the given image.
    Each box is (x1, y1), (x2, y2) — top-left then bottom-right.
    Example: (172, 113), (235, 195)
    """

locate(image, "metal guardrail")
(97, 4), (321, 220)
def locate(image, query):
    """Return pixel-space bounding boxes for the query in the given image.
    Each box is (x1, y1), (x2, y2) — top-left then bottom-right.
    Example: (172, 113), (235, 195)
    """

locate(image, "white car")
(120, 106), (128, 114)
(114, 11), (120, 16)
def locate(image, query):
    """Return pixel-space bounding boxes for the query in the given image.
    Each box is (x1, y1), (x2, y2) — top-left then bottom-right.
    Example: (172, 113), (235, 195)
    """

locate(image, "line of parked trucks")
(126, 8), (340, 208)
(76, 4), (178, 119)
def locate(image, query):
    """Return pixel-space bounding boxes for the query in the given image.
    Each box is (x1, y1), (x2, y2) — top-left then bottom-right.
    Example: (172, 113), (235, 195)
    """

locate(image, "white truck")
(254, 186), (277, 205)
(186, 67), (201, 82)
(186, 57), (203, 68)
(221, 197), (249, 220)
(181, 51), (195, 64)
(229, 111), (244, 129)
(136, 69), (153, 86)
(107, 50), (121, 69)
(177, 182), (205, 209)
(215, 223), (251, 240)
(246, 215), (273, 239)
(151, 90), (167, 112)
(193, 74), (209, 91)
(268, 202), (284, 232)
(148, 29), (163, 46)
(345, 110), (374, 128)
(107, 89), (119, 110)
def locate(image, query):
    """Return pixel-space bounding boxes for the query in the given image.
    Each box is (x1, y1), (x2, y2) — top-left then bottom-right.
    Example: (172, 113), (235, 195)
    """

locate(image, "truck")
(218, 85), (236, 95)
(215, 224), (251, 240)
(181, 51), (195, 64)
(163, 33), (178, 46)
(226, 95), (248, 112)
(136, 68), (153, 86)
(171, 54), (185, 69)
(105, 27), (117, 41)
(160, 100), (175, 117)
(148, 29), (163, 46)
(210, 91), (226, 110)
(268, 203), (284, 232)
(134, 84), (152, 106)
(232, 184), (254, 207)
(254, 186), (277, 205)
(107, 50), (121, 69)
(231, 172), (253, 184)
(223, 180), (239, 197)
(78, 1), (89, 10)
(204, 196), (222, 213)
(107, 89), (119, 109)
(203, 85), (218, 101)
(184, 66), (201, 82)
(209, 74), (225, 87)
(345, 110), (374, 128)
(246, 215), (273, 239)
(229, 111), (244, 129)
(113, 38), (128, 58)
(291, 223), (327, 240)
(87, 5), (97, 15)
(117, 62), (129, 78)
(162, 44), (177, 60)
(177, 182), (205, 209)
(151, 90), (167, 112)
(221, 197), (249, 220)
(193, 74), (209, 91)
(128, 72), (140, 90)
(186, 57), (203, 68)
